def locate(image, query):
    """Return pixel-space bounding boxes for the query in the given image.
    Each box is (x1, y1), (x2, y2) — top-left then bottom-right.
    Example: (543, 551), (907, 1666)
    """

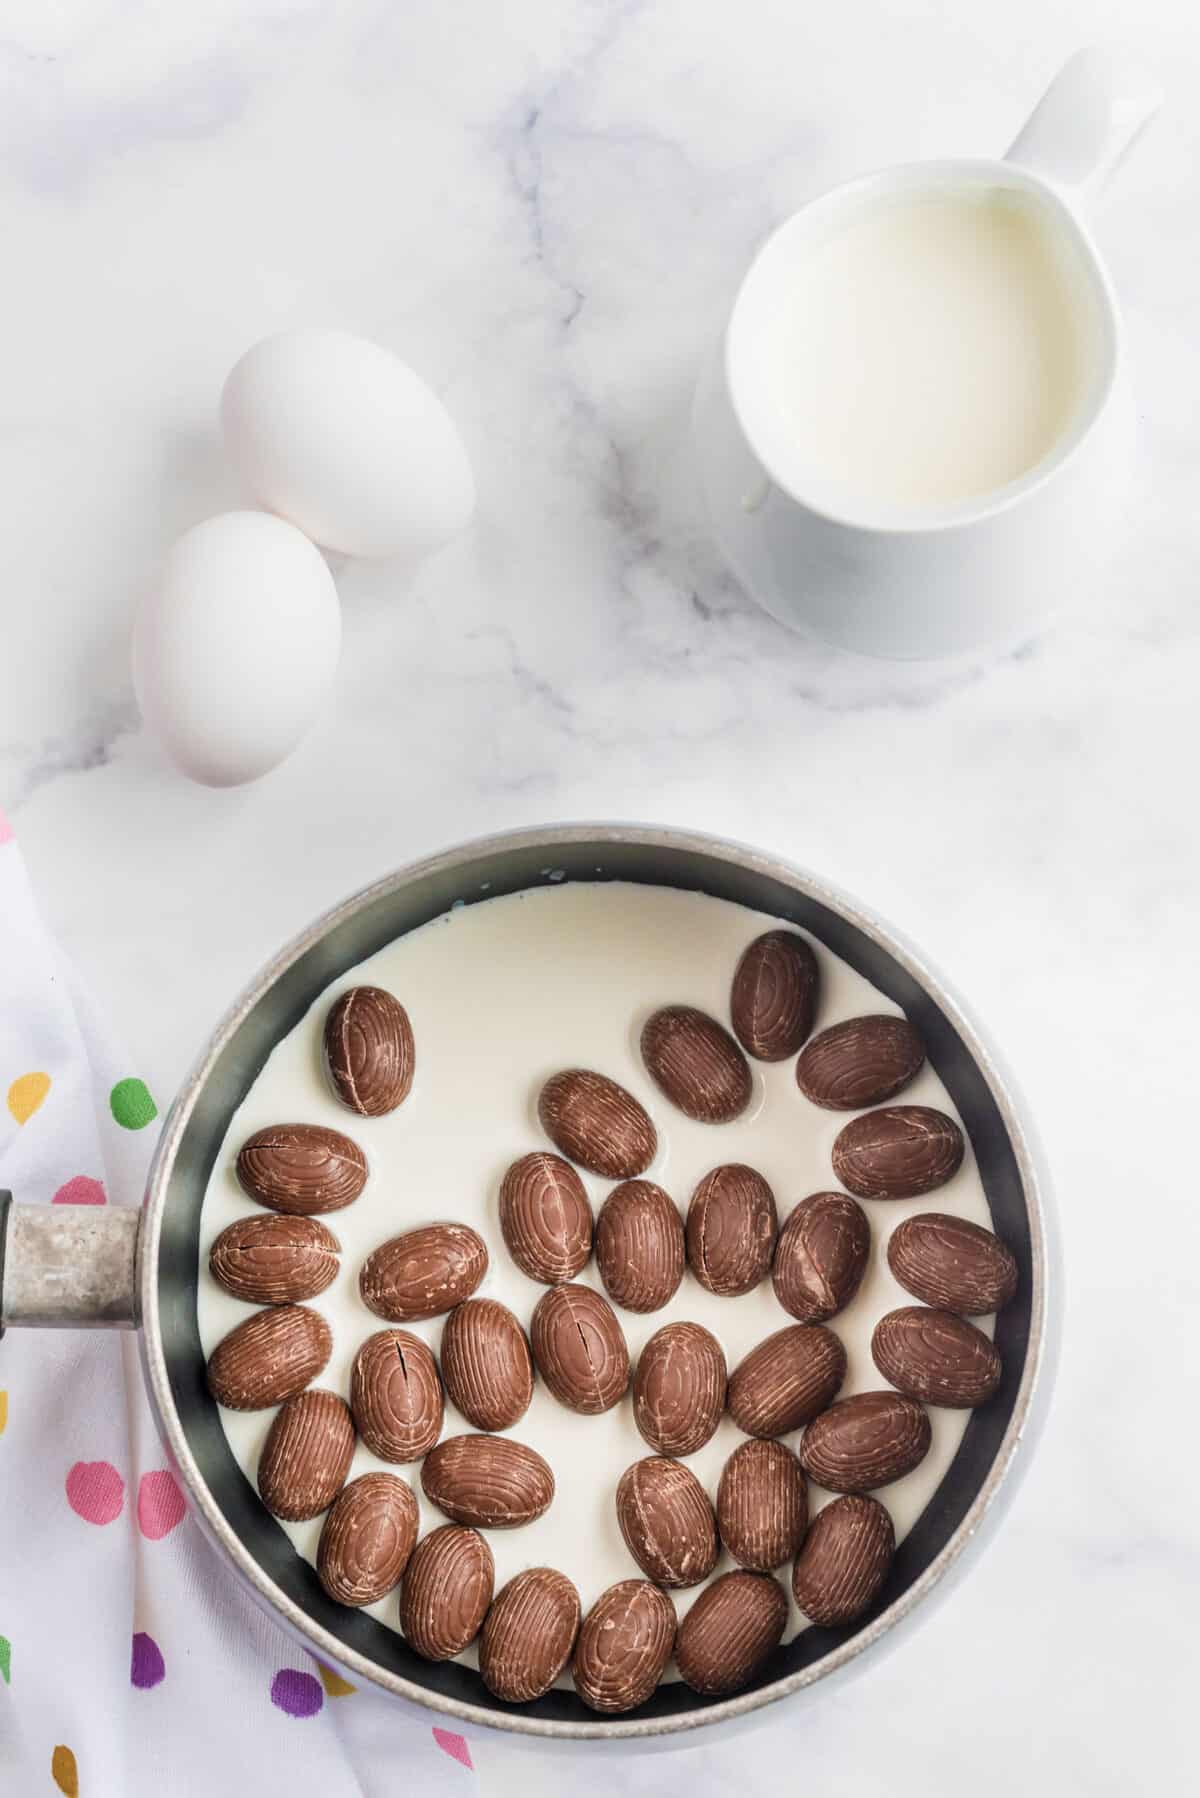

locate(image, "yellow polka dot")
(316, 1661), (356, 1697)
(52, 1744), (79, 1797)
(0, 1391), (7, 1436)
(7, 1072), (50, 1126)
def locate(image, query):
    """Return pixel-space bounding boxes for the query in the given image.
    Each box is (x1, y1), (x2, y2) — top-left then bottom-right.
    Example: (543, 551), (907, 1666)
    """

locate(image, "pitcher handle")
(1005, 47), (1161, 212)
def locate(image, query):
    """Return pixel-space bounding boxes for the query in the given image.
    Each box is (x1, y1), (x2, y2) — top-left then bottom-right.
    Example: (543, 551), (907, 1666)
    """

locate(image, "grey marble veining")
(0, 1), (1195, 1789)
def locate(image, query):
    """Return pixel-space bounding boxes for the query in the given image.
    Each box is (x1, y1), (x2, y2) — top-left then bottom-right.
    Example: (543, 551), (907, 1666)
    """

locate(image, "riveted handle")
(0, 1193), (141, 1332)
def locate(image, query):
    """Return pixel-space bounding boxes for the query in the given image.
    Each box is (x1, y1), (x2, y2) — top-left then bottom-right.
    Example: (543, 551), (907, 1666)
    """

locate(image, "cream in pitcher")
(764, 186), (1098, 515)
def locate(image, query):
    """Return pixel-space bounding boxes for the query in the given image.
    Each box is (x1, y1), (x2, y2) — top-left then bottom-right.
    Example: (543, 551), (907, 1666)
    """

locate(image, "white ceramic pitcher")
(693, 50), (1161, 659)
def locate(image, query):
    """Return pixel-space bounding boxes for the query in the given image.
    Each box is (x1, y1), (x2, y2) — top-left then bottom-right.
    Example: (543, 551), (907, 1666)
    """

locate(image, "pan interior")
(155, 835), (1033, 1727)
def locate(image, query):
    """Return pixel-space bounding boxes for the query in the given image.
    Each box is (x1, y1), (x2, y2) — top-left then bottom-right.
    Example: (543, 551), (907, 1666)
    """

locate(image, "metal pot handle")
(0, 1192), (141, 1333)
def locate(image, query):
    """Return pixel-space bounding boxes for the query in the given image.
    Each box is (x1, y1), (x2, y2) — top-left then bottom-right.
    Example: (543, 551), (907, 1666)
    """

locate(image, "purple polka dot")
(131, 1632), (165, 1689)
(270, 1668), (323, 1719)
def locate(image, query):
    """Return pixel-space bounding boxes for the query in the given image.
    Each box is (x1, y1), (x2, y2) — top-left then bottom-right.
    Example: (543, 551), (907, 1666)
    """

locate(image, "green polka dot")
(110, 1078), (157, 1131)
(0, 1636), (10, 1685)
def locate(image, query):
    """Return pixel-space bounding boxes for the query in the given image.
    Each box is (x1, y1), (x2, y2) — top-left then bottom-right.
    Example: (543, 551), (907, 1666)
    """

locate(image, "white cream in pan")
(197, 881), (994, 1679)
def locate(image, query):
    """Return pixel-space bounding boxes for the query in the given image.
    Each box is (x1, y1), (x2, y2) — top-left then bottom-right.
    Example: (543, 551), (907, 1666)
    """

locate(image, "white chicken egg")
(132, 511), (341, 787)
(220, 328), (476, 560)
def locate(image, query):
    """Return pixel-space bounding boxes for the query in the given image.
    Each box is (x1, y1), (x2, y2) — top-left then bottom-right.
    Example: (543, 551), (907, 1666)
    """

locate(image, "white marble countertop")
(1, 1), (1194, 1790)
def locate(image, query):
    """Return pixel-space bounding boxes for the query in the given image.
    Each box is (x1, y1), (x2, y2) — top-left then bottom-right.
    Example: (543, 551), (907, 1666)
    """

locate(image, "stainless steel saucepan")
(0, 824), (1056, 1746)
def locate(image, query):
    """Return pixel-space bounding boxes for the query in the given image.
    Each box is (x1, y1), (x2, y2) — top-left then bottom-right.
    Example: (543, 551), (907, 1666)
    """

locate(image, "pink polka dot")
(66, 1460), (125, 1525)
(432, 1730), (473, 1769)
(136, 1470), (185, 1540)
(0, 810), (12, 846)
(53, 1176), (107, 1207)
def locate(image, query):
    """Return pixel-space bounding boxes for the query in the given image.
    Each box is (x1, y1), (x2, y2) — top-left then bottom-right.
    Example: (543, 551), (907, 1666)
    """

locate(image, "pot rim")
(138, 821), (1053, 1743)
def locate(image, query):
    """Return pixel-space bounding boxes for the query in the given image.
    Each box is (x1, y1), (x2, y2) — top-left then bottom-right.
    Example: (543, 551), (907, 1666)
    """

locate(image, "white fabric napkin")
(0, 809), (484, 1797)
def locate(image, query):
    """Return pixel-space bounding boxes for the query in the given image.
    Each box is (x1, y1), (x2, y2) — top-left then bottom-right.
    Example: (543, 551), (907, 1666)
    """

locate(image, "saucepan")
(0, 824), (1055, 1745)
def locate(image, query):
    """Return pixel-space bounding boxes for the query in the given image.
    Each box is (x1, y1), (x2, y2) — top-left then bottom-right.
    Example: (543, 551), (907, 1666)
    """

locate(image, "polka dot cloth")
(52, 1175), (106, 1206)
(271, 1668), (324, 1719)
(51, 1744), (79, 1797)
(65, 1461), (125, 1526)
(316, 1662), (356, 1698)
(7, 1069), (50, 1124)
(109, 1077), (157, 1130)
(434, 1731), (474, 1769)
(131, 1633), (165, 1690)
(136, 1471), (186, 1540)
(1, 817), (480, 1793)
